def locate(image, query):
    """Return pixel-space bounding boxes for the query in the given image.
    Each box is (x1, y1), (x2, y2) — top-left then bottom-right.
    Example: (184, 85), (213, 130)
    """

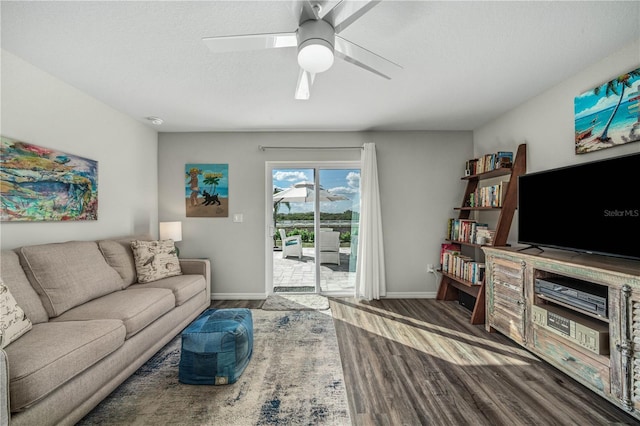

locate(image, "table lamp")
(159, 221), (182, 257)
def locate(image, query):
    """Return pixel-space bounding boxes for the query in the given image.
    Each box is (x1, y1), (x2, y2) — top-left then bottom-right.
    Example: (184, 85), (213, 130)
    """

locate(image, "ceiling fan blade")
(334, 35), (402, 79)
(202, 32), (297, 53)
(295, 69), (316, 100)
(323, 0), (382, 33)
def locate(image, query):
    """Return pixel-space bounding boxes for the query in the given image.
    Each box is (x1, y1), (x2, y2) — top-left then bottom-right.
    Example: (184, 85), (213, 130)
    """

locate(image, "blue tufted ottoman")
(179, 308), (253, 385)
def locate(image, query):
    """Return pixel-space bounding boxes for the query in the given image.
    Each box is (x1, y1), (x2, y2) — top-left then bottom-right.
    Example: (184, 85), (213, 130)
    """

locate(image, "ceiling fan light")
(297, 40), (334, 73)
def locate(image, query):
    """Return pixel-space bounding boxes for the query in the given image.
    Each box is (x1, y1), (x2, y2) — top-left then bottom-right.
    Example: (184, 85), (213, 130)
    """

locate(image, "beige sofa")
(0, 235), (211, 426)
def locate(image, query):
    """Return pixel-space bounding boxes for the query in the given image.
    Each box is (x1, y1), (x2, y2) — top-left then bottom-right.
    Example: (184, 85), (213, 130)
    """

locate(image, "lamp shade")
(296, 19), (335, 74)
(297, 40), (334, 73)
(159, 221), (182, 242)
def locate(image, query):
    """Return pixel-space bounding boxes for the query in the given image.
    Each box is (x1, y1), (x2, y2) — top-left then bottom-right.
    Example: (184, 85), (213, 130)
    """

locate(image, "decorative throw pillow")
(0, 279), (33, 349)
(131, 240), (182, 284)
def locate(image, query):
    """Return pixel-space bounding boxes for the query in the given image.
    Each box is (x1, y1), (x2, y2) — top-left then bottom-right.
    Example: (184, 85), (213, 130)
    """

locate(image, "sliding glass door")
(317, 168), (359, 293)
(272, 167), (316, 293)
(267, 162), (360, 295)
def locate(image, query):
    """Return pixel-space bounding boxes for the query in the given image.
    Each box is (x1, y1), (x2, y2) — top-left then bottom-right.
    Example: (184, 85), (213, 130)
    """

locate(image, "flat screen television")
(518, 152), (640, 261)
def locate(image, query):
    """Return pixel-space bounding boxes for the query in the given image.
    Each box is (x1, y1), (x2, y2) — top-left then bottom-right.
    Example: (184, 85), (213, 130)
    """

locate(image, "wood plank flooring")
(211, 298), (640, 425)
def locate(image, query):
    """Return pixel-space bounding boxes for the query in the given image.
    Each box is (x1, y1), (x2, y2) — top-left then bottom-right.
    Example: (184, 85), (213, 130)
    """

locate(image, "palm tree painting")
(203, 172), (222, 194)
(184, 163), (228, 217)
(574, 66), (640, 154)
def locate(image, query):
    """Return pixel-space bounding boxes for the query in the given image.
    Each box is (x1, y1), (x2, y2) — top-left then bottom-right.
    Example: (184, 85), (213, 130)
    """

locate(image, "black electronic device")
(518, 152), (640, 261)
(458, 291), (476, 312)
(535, 276), (607, 318)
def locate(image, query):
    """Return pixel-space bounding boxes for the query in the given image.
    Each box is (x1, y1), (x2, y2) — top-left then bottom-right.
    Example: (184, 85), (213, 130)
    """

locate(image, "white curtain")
(355, 143), (386, 300)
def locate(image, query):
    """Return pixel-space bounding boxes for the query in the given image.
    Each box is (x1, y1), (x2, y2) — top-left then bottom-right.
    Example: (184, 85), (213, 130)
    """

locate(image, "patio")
(272, 246), (356, 294)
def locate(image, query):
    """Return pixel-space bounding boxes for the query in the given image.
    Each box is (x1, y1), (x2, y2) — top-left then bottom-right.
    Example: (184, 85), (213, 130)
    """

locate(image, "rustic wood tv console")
(483, 246), (640, 420)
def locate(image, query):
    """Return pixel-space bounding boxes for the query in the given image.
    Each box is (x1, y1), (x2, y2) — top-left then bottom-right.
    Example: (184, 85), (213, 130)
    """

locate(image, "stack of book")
(467, 181), (508, 207)
(464, 151), (513, 176)
(440, 247), (485, 285)
(446, 219), (491, 245)
(440, 243), (461, 269)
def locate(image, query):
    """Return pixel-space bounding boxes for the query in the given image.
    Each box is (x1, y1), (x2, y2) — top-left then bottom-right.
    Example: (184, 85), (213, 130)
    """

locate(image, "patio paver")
(272, 247), (355, 293)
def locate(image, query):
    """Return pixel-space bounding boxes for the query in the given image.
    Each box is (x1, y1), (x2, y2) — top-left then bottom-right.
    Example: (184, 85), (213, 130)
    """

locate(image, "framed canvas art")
(1, 136), (98, 221)
(185, 163), (229, 217)
(574, 66), (640, 154)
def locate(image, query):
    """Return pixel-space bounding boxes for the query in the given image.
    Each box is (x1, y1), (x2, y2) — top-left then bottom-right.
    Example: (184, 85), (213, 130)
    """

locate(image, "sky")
(273, 168), (360, 213)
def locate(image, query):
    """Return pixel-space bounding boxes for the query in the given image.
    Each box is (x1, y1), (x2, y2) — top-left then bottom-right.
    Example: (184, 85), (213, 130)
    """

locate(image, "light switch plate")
(233, 213), (243, 223)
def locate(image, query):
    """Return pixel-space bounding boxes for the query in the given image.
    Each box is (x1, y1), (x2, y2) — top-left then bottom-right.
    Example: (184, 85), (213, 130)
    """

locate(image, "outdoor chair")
(279, 229), (302, 259)
(319, 231), (340, 265)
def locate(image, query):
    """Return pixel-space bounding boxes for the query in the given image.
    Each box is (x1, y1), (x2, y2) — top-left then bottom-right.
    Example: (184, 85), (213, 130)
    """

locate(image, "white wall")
(475, 39), (640, 172)
(0, 50), (159, 249)
(473, 38), (640, 245)
(158, 131), (472, 299)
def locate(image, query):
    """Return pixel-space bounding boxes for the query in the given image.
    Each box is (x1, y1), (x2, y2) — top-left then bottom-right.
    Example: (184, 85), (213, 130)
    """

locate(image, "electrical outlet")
(427, 264), (434, 273)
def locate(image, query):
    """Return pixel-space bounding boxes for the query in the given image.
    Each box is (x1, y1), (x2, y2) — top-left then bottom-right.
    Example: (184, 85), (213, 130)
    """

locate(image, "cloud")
(328, 186), (358, 195)
(576, 79), (640, 118)
(346, 172), (360, 189)
(321, 172), (361, 197)
(273, 171), (308, 182)
(576, 90), (595, 99)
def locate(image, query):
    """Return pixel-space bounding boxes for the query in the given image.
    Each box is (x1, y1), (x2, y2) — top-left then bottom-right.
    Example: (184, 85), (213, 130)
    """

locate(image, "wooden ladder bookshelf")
(436, 143), (527, 324)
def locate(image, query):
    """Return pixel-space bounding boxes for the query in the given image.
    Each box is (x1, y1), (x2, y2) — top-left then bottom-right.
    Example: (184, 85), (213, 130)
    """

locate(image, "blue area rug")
(77, 309), (350, 425)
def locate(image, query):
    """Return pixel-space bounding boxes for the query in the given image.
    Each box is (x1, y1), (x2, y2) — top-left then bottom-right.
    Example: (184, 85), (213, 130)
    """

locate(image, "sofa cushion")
(0, 280), (32, 349)
(98, 234), (152, 287)
(51, 288), (175, 339)
(5, 319), (126, 412)
(132, 274), (206, 306)
(131, 240), (182, 283)
(1, 250), (48, 324)
(18, 241), (125, 317)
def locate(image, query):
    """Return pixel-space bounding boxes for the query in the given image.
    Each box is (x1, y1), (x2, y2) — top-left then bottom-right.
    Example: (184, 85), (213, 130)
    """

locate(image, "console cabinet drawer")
(486, 257), (525, 342)
(532, 327), (610, 394)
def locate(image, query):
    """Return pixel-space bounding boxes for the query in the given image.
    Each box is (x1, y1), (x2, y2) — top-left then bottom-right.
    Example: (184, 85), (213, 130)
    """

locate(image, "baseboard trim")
(212, 292), (267, 300)
(211, 291), (437, 300)
(383, 292), (437, 299)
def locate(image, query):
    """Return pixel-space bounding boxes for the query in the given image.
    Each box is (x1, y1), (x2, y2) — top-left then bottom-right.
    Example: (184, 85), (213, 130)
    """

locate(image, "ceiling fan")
(202, 0), (402, 100)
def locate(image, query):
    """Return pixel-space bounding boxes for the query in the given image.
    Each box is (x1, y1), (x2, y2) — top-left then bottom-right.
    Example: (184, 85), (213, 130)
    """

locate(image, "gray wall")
(0, 50), (159, 249)
(473, 38), (640, 245)
(158, 131), (472, 299)
(475, 39), (640, 173)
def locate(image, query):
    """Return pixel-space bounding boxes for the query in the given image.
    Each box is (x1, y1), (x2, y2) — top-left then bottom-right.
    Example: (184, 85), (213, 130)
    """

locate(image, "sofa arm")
(179, 258), (211, 302)
(1, 348), (9, 426)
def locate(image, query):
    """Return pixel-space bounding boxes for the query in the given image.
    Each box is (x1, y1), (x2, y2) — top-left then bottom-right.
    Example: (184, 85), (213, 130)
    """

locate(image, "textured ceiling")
(2, 1), (639, 132)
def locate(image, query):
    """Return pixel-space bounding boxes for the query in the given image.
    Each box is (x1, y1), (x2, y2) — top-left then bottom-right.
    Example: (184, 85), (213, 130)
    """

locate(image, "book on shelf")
(467, 181), (509, 207)
(470, 223), (488, 244)
(440, 242), (461, 269)
(446, 219), (490, 245)
(496, 151), (513, 168)
(464, 150), (514, 175)
(441, 250), (484, 285)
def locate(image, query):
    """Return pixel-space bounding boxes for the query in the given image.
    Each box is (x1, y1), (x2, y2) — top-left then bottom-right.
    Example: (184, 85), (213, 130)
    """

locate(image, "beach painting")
(574, 66), (640, 154)
(1, 136), (98, 221)
(185, 163), (228, 217)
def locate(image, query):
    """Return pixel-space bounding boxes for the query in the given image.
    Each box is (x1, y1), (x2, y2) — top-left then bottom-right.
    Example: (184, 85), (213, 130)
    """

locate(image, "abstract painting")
(1, 136), (98, 221)
(574, 66), (640, 154)
(185, 163), (228, 217)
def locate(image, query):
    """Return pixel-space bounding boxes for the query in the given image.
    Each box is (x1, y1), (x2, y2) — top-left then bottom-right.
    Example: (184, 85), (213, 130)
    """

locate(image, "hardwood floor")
(211, 298), (640, 425)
